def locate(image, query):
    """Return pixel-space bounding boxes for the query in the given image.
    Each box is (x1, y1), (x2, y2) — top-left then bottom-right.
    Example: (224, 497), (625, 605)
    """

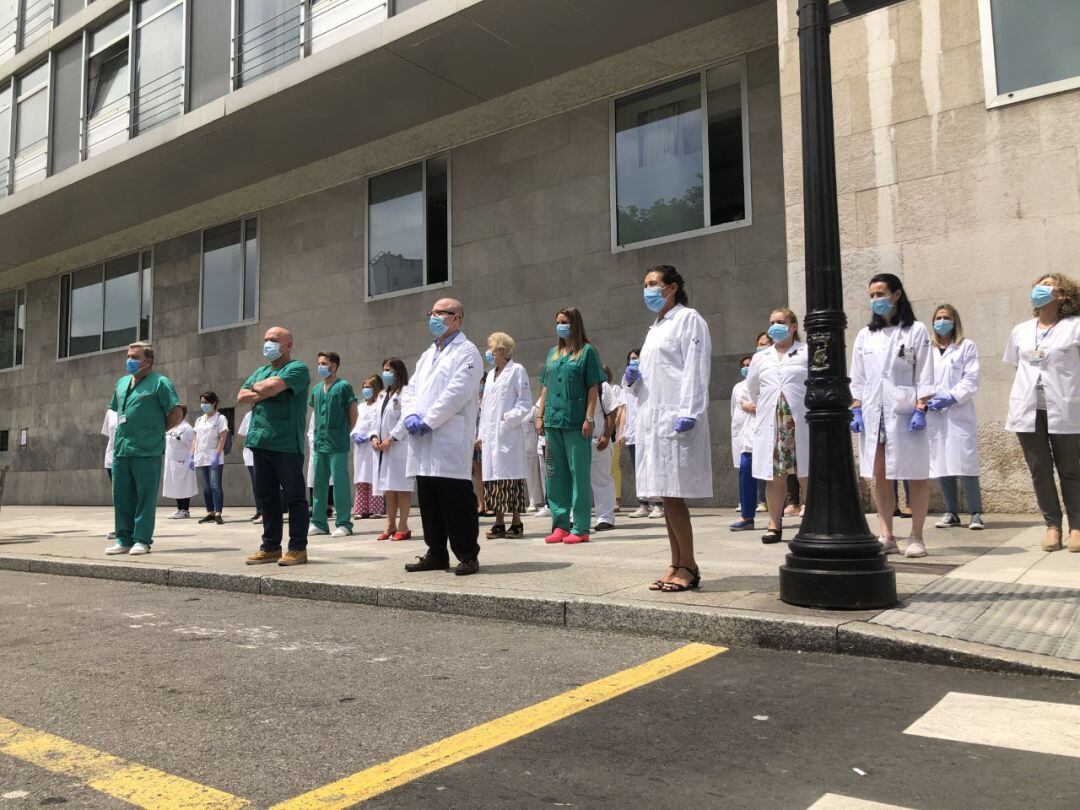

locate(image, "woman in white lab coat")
(850, 273), (935, 557)
(747, 309), (809, 544)
(163, 405), (198, 518)
(351, 375), (385, 519)
(625, 265), (712, 593)
(477, 332), (533, 538)
(729, 355), (756, 531)
(1004, 273), (1080, 553)
(192, 391), (229, 524)
(371, 358), (414, 541)
(926, 304), (984, 531)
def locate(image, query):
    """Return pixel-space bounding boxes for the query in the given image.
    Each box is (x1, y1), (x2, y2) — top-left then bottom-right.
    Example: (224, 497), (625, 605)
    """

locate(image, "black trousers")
(253, 449), (309, 552)
(416, 476), (480, 563)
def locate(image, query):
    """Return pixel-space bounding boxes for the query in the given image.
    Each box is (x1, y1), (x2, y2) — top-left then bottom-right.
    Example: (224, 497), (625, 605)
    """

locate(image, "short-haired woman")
(927, 304), (984, 531)
(850, 273), (935, 557)
(729, 355), (756, 531)
(351, 374), (385, 520)
(164, 405), (198, 519)
(626, 265), (713, 592)
(537, 308), (605, 544)
(1004, 273), (1080, 552)
(192, 391), (229, 525)
(478, 332), (533, 538)
(372, 358), (414, 541)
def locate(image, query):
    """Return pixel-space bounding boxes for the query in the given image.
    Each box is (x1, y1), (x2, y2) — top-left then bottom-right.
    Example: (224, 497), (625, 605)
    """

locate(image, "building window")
(13, 60), (49, 191)
(58, 250), (152, 359)
(1, 0), (16, 62)
(0, 429), (8, 452)
(200, 216), (258, 331)
(135, 0), (184, 135)
(979, 0), (1080, 107)
(610, 58), (750, 251)
(18, 0), (53, 48)
(366, 154), (450, 300)
(308, 0), (386, 54)
(0, 287), (26, 370)
(235, 0), (302, 88)
(0, 84), (10, 197)
(85, 11), (131, 158)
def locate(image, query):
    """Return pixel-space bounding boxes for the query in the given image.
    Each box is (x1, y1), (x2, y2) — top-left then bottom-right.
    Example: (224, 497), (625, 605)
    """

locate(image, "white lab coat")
(305, 412), (335, 488)
(373, 389), (412, 494)
(351, 403), (379, 485)
(522, 402), (545, 505)
(162, 422), (198, 499)
(398, 332), (485, 481)
(1003, 316), (1080, 434)
(619, 386), (638, 446)
(237, 411), (254, 467)
(850, 322), (936, 480)
(928, 339), (981, 478)
(729, 379), (755, 468)
(478, 361), (533, 481)
(101, 409), (118, 469)
(747, 342), (809, 481)
(591, 382), (622, 524)
(192, 412), (229, 467)
(628, 304), (713, 499)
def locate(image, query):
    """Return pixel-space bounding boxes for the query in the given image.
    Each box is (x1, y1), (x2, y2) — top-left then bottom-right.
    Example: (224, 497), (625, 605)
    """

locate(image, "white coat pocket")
(892, 385), (917, 415)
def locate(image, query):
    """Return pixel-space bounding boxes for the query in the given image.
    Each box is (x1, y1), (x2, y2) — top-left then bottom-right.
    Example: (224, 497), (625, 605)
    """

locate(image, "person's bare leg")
(798, 476), (808, 517)
(398, 492), (411, 534)
(765, 477), (786, 532)
(663, 498), (696, 588)
(873, 446), (895, 540)
(383, 492), (398, 534)
(907, 479), (929, 541)
(651, 504), (681, 587)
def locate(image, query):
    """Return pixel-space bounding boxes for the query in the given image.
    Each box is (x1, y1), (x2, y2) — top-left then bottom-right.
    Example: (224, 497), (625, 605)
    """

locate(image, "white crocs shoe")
(878, 536), (900, 555)
(330, 526), (353, 538)
(105, 543), (129, 555)
(628, 505), (650, 518)
(128, 543), (151, 555)
(308, 525), (329, 536)
(904, 539), (927, 558)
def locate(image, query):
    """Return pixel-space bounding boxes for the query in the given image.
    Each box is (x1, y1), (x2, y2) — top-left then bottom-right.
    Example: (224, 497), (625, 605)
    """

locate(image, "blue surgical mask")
(643, 287), (666, 313)
(933, 319), (954, 336)
(317, 365), (331, 379)
(1031, 284), (1055, 309)
(125, 357), (141, 374)
(740, 366), (749, 378)
(755, 345), (769, 353)
(361, 387), (374, 401)
(767, 323), (790, 342)
(381, 370), (395, 387)
(628, 358), (639, 368)
(485, 350), (495, 365)
(429, 314), (449, 338)
(556, 323), (571, 340)
(200, 403), (212, 414)
(263, 341), (282, 361)
(870, 297), (894, 317)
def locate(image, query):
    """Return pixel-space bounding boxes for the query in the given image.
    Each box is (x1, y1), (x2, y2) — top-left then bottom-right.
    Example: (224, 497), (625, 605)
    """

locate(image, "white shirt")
(1003, 316), (1080, 433)
(193, 412), (229, 466)
(237, 411), (254, 466)
(593, 381), (623, 456)
(101, 409), (118, 469)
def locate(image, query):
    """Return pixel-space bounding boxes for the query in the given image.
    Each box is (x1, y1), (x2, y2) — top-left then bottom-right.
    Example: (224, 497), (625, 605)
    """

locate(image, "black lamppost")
(779, 0), (904, 609)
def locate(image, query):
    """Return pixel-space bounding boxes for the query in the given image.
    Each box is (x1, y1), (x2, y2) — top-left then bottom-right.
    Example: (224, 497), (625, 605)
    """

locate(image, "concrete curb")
(4, 554), (1079, 679)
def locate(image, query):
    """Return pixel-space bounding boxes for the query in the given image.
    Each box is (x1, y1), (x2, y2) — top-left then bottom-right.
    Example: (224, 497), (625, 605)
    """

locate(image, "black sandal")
(505, 523), (524, 538)
(660, 566), (701, 592)
(649, 565), (678, 591)
(761, 528), (783, 544)
(485, 525), (507, 539)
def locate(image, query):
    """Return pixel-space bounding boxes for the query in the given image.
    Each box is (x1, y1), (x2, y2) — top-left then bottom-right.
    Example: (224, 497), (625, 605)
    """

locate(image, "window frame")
(56, 247), (154, 361)
(363, 152), (453, 303)
(197, 213), (260, 334)
(608, 55), (753, 254)
(0, 80), (11, 196)
(978, 0), (1080, 109)
(11, 54), (50, 191)
(0, 284), (26, 373)
(82, 9), (133, 160)
(132, 0), (187, 136)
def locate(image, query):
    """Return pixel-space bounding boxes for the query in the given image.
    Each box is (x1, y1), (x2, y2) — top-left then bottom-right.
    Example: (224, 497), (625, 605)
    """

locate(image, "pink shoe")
(545, 528), (569, 544)
(563, 533), (590, 544)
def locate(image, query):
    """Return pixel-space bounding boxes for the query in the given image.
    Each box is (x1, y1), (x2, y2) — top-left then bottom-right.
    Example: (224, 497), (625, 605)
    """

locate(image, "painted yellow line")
(271, 642), (726, 809)
(0, 716), (250, 809)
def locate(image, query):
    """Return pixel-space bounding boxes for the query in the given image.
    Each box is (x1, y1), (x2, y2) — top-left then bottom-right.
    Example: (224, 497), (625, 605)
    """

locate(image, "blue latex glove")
(850, 406), (863, 434)
(623, 366), (641, 386)
(674, 417), (696, 433)
(353, 434), (368, 445)
(417, 420), (432, 436)
(926, 394), (956, 412)
(403, 414), (423, 435)
(909, 409), (927, 432)
(187, 458), (195, 470)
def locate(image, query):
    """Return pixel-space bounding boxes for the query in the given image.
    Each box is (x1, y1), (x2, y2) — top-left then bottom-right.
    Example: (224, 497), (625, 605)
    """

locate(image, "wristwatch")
(584, 416), (595, 424)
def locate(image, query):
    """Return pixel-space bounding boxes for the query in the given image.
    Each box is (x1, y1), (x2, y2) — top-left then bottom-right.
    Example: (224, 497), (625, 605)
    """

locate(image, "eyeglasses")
(428, 309), (456, 317)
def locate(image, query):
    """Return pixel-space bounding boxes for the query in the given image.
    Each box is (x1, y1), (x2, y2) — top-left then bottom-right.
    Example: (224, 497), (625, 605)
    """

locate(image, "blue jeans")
(939, 476), (983, 515)
(739, 452), (756, 520)
(253, 449), (309, 552)
(197, 465), (224, 513)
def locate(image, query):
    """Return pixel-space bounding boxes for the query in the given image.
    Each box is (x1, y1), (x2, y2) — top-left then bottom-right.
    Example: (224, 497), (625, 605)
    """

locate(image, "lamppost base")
(779, 553), (896, 610)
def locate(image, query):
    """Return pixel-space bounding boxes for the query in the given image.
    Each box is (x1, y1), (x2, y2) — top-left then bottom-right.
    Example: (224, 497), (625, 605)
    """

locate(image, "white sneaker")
(331, 526), (352, 538)
(904, 539), (927, 558)
(535, 506), (551, 518)
(628, 505), (650, 518)
(934, 512), (961, 528)
(878, 536), (900, 555)
(168, 510), (189, 519)
(648, 506), (665, 519)
(106, 531), (116, 540)
(105, 543), (129, 555)
(308, 525), (329, 536)
(969, 513), (985, 530)
(526, 505), (537, 513)
(129, 543), (150, 556)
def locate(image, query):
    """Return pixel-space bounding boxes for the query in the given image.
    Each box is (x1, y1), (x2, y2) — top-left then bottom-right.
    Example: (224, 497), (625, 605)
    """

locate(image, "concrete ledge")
(378, 585), (566, 627)
(26, 558), (169, 585)
(0, 556), (30, 572)
(260, 577), (379, 605)
(168, 569), (261, 594)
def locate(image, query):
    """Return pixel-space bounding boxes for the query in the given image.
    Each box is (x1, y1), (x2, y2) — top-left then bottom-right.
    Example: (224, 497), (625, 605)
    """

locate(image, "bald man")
(401, 298), (485, 575)
(238, 327), (312, 566)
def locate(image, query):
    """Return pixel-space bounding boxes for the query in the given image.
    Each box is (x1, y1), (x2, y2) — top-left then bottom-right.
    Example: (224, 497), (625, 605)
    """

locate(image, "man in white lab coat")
(400, 298), (485, 575)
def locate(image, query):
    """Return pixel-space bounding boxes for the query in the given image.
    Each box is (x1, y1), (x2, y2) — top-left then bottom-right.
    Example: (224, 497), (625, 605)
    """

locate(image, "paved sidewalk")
(1, 505), (1078, 676)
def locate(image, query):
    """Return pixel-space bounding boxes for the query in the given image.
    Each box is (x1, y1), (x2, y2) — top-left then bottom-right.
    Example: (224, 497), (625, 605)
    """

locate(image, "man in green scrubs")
(309, 351), (358, 537)
(238, 326), (311, 566)
(106, 342), (182, 556)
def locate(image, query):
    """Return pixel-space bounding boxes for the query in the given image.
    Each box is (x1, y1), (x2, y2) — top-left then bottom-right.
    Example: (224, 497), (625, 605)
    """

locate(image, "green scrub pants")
(312, 451), (353, 533)
(112, 456), (163, 547)
(545, 427), (593, 535)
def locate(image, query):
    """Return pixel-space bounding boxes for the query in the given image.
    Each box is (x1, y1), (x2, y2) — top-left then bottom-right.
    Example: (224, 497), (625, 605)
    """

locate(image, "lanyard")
(1035, 321), (1055, 350)
(119, 376), (142, 414)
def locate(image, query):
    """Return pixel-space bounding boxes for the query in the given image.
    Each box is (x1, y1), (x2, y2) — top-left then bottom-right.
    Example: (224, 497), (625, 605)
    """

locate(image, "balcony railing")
(11, 133), (47, 191)
(19, 0), (53, 48)
(81, 64), (185, 159)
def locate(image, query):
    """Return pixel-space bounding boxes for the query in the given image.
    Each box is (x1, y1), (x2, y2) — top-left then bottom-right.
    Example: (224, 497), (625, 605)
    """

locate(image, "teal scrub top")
(108, 371), (180, 458)
(242, 360), (310, 455)
(309, 378), (357, 454)
(541, 344), (605, 429)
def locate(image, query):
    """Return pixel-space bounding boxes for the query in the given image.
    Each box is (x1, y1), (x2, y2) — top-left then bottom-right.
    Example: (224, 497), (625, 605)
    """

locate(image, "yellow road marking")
(271, 642), (726, 809)
(0, 716), (250, 809)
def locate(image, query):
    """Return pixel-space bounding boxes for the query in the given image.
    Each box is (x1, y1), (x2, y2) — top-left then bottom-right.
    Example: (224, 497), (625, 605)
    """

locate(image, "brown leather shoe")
(246, 549), (282, 565)
(1042, 528), (1063, 552)
(455, 558), (480, 576)
(404, 554), (450, 572)
(278, 550), (308, 566)
(1068, 531), (1080, 553)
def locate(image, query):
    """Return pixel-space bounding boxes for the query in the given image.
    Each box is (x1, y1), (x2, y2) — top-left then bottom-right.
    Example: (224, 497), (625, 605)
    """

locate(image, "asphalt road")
(1, 571), (1077, 809)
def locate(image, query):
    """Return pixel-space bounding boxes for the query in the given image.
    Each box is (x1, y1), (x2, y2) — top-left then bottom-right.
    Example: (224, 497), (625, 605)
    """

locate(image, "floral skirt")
(773, 394), (798, 478)
(483, 479), (527, 515)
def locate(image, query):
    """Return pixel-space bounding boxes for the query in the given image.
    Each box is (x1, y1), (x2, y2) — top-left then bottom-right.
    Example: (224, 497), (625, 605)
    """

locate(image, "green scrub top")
(243, 360), (310, 455)
(310, 378), (357, 454)
(541, 343), (604, 429)
(108, 371), (179, 458)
